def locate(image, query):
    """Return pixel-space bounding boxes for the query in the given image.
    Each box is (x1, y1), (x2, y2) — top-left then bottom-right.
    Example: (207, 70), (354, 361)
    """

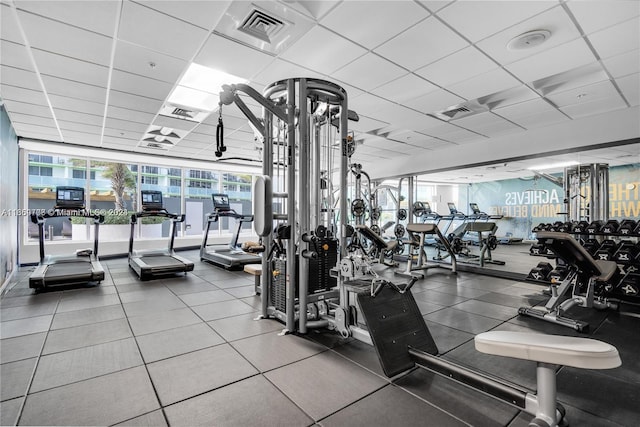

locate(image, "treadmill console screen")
(56, 186), (85, 209)
(447, 202), (458, 215)
(470, 203), (481, 214)
(212, 194), (231, 212)
(141, 190), (163, 211)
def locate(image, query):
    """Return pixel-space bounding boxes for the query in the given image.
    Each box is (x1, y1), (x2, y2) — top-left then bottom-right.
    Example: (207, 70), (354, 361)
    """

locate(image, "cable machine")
(564, 163), (609, 223)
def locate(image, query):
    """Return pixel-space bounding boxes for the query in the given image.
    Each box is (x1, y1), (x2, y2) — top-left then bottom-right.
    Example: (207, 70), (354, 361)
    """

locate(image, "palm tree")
(100, 163), (136, 211)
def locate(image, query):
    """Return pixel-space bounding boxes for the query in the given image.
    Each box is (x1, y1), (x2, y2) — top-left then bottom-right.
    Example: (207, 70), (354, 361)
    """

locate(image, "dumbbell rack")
(528, 219), (640, 302)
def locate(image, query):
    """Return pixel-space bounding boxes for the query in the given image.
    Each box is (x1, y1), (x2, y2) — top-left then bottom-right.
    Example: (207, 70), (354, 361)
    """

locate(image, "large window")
(185, 168), (218, 236)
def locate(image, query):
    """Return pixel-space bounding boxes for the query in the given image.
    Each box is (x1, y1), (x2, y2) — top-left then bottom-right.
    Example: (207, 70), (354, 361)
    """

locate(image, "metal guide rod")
(298, 78), (310, 334)
(285, 79), (297, 332)
(260, 111), (272, 319)
(339, 91), (349, 310)
(408, 176), (414, 221)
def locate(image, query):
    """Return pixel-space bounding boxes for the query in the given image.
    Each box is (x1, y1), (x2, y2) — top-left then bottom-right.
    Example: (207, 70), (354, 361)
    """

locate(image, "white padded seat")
(475, 331), (621, 370)
(244, 264), (262, 275)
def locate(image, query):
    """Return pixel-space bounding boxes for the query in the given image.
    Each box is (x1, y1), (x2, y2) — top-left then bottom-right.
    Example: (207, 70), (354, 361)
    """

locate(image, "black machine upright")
(29, 186), (105, 290)
(128, 190), (194, 280)
(200, 193), (261, 270)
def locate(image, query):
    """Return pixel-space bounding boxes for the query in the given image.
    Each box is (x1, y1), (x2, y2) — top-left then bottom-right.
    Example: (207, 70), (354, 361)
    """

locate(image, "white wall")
(0, 106), (19, 293)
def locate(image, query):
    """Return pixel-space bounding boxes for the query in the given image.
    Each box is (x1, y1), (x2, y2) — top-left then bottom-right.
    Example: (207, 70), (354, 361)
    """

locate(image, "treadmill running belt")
(45, 262), (92, 277)
(141, 256), (184, 267)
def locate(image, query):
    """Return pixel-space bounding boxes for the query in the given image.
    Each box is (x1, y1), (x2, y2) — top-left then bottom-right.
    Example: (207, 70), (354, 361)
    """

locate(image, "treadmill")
(200, 193), (261, 270)
(29, 186), (105, 290)
(128, 190), (194, 280)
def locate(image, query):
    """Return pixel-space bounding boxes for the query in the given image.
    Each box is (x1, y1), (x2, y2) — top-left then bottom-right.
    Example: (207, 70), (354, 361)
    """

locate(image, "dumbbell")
(573, 221), (590, 233)
(601, 219), (621, 234)
(582, 238), (601, 256)
(530, 242), (546, 256)
(615, 273), (640, 298)
(549, 221), (564, 231)
(528, 261), (553, 281)
(586, 220), (604, 235)
(556, 221), (574, 233)
(532, 223), (547, 232)
(613, 241), (640, 265)
(633, 222), (640, 236)
(595, 239), (618, 261)
(619, 219), (638, 236)
(549, 265), (570, 283)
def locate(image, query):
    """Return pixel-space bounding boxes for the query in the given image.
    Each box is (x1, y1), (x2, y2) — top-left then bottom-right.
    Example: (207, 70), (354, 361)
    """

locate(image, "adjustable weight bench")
(397, 223), (457, 278)
(519, 231), (619, 332)
(355, 224), (399, 266)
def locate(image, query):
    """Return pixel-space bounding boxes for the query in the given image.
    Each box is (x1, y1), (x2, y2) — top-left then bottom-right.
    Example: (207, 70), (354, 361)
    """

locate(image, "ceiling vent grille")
(430, 101), (489, 122)
(144, 142), (169, 150)
(238, 8), (285, 43)
(441, 106), (471, 118)
(172, 108), (196, 119)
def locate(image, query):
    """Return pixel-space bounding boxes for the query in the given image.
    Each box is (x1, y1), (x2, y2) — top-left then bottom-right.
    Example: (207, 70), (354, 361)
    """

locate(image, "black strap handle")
(215, 109), (226, 157)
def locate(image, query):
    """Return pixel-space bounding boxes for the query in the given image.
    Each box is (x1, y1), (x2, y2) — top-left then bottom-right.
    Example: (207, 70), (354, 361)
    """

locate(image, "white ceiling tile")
(602, 49), (640, 79)
(546, 79), (621, 107)
(135, 0), (229, 31)
(194, 33), (276, 81)
(567, 0), (640, 35)
(32, 48), (109, 87)
(559, 92), (627, 119)
(104, 118), (148, 133)
(333, 53), (407, 92)
(118, 1), (208, 61)
(252, 59), (325, 87)
(501, 109), (568, 130)
(375, 104), (434, 130)
(54, 110), (103, 127)
(370, 73), (438, 104)
(416, 120), (459, 136)
(60, 130), (101, 145)
(320, 1), (429, 49)
(108, 90), (163, 114)
(103, 127), (141, 141)
(110, 70), (173, 101)
(505, 38), (596, 83)
(0, 65), (40, 90)
(348, 115), (390, 133)
(274, 1), (340, 20)
(418, 1), (454, 13)
(476, 6), (582, 65)
(15, 0), (119, 36)
(106, 105), (155, 125)
(0, 84), (48, 105)
(113, 40), (188, 84)
(41, 75), (107, 103)
(280, 25), (367, 75)
(0, 40), (34, 70)
(17, 10), (112, 65)
(49, 95), (105, 116)
(374, 16), (468, 71)
(404, 88), (465, 113)
(439, 128), (485, 144)
(57, 120), (102, 134)
(437, 1), (557, 42)
(449, 68), (521, 101)
(531, 62), (608, 97)
(588, 17), (640, 60)
(494, 97), (558, 118)
(151, 115), (199, 132)
(453, 112), (522, 137)
(615, 73), (640, 106)
(15, 130), (63, 141)
(12, 121), (59, 135)
(1, 4), (23, 44)
(348, 93), (395, 118)
(479, 85), (541, 110)
(8, 112), (55, 127)
(415, 46), (498, 87)
(2, 99), (52, 117)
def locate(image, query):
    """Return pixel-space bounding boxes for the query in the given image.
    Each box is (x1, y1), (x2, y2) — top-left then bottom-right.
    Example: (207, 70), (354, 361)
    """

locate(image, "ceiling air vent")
(430, 101), (489, 122)
(441, 106), (471, 118)
(238, 8), (285, 43)
(172, 108), (196, 119)
(144, 143), (169, 150)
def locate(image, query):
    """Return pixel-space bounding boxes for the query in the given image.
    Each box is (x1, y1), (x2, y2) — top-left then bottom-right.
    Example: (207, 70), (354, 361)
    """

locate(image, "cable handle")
(215, 107), (226, 157)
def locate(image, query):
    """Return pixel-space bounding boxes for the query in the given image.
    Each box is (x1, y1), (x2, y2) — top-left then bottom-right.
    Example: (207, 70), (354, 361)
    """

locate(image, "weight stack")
(308, 237), (338, 294)
(269, 257), (297, 313)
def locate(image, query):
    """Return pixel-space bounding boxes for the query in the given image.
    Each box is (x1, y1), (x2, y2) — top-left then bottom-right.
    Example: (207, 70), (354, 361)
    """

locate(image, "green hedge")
(70, 212), (164, 225)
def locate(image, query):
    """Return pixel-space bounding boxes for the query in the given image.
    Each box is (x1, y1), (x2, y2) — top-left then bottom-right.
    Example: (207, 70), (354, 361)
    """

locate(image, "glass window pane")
(185, 168), (217, 236)
(140, 165), (181, 239)
(221, 173), (253, 234)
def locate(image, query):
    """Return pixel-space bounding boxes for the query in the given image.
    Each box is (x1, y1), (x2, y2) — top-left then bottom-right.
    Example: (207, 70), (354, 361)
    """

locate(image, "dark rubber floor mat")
(141, 256), (184, 267)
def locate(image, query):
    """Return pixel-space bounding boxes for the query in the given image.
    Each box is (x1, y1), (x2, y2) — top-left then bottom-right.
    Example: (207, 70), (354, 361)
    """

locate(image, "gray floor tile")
(164, 375), (312, 427)
(0, 315), (52, 339)
(178, 289), (235, 307)
(210, 277), (253, 289)
(115, 281), (167, 294)
(20, 366), (159, 426)
(476, 291), (545, 308)
(30, 338), (143, 392)
(424, 320), (475, 354)
(164, 280), (219, 295)
(0, 293), (59, 309)
(331, 339), (388, 378)
(50, 304), (125, 330)
(415, 299), (445, 315)
(114, 410), (167, 427)
(128, 307), (202, 336)
(413, 290), (469, 306)
(207, 313), (282, 342)
(424, 307), (504, 334)
(240, 295), (262, 310)
(1, 357), (37, 401)
(429, 284), (490, 299)
(321, 383), (467, 426)
(148, 344), (258, 405)
(136, 323), (224, 363)
(451, 299), (519, 321)
(56, 293), (120, 313)
(224, 285), (256, 298)
(0, 397), (22, 426)
(231, 331), (326, 372)
(118, 288), (175, 304)
(191, 299), (256, 321)
(265, 351), (387, 420)
(0, 303), (57, 322)
(42, 318), (132, 354)
(0, 333), (46, 364)
(122, 296), (187, 317)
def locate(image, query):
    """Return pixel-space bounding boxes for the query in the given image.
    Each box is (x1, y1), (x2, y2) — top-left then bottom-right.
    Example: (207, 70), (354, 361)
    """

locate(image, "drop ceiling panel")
(448, 68), (522, 101)
(333, 53), (407, 92)
(106, 105), (155, 125)
(110, 70), (172, 101)
(17, 10), (112, 65)
(2, 99), (52, 118)
(415, 46), (498, 87)
(195, 33), (275, 81)
(41, 75), (106, 103)
(113, 41), (188, 84)
(49, 95), (105, 116)
(602, 49), (640, 79)
(616, 73), (640, 106)
(545, 79), (620, 107)
(135, 0), (228, 31)
(251, 59), (325, 87)
(151, 115), (199, 132)
(347, 115), (390, 133)
(0, 40), (34, 71)
(17, 130), (63, 142)
(374, 16), (468, 71)
(418, 1), (454, 13)
(61, 130), (101, 145)
(280, 25), (367, 75)
(417, 121), (459, 136)
(320, 1), (429, 49)
(375, 104), (433, 130)
(12, 122), (59, 136)
(103, 127), (141, 141)
(0, 65), (40, 90)
(54, 110), (103, 127)
(435, 127), (483, 144)
(560, 95), (627, 119)
(588, 17), (640, 60)
(0, 4), (23, 44)
(531, 62), (608, 97)
(15, 0), (119, 36)
(454, 112), (523, 137)
(32, 49), (109, 87)
(505, 38), (596, 83)
(108, 90), (163, 114)
(404, 88), (465, 113)
(566, 0), (640, 35)
(494, 97), (565, 121)
(118, 1), (208, 61)
(437, 1), (557, 42)
(57, 120), (102, 135)
(1, 84), (48, 105)
(8, 112), (56, 128)
(370, 73), (438, 104)
(104, 118), (149, 134)
(276, 1), (340, 21)
(475, 6), (582, 65)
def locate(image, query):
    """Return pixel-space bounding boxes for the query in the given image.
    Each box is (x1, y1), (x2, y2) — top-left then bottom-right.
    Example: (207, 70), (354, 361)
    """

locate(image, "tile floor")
(1, 250), (639, 426)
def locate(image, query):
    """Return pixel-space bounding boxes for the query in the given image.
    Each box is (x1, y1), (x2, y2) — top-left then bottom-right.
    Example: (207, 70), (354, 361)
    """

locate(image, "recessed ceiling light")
(507, 30), (551, 51)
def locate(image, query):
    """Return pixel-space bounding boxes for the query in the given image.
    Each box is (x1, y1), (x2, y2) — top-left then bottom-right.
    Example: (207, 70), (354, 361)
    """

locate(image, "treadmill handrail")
(31, 211), (104, 262)
(207, 211), (254, 222)
(131, 210), (183, 222)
